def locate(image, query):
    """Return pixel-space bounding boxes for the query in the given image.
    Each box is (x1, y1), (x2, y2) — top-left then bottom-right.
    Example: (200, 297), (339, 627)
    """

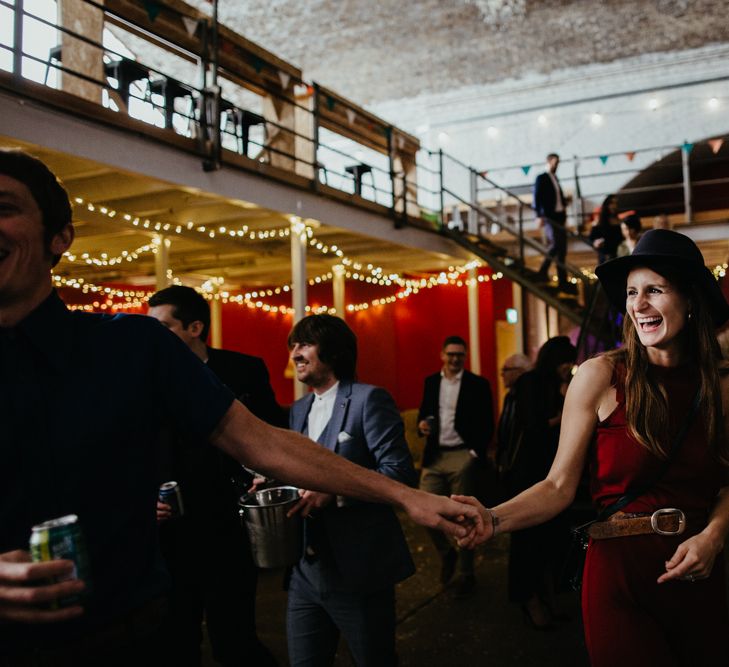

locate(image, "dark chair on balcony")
(220, 100), (267, 158)
(148, 76), (197, 129)
(345, 163), (374, 199)
(43, 44), (63, 86)
(104, 57), (152, 110)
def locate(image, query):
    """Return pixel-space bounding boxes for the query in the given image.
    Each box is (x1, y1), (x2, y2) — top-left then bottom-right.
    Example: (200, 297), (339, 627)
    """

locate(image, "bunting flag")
(625, 151), (636, 162)
(326, 95), (336, 111)
(277, 71), (291, 90)
(480, 170), (488, 178)
(682, 141), (694, 154)
(709, 138), (724, 154)
(521, 165), (531, 175)
(181, 17), (199, 36)
(221, 41), (235, 55)
(599, 155), (609, 165)
(142, 0), (162, 21)
(397, 135), (406, 150)
(252, 56), (264, 74)
(345, 108), (356, 126)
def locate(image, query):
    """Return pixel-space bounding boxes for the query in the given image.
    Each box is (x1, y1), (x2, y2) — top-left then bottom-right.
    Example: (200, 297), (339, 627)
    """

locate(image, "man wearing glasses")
(417, 336), (494, 598)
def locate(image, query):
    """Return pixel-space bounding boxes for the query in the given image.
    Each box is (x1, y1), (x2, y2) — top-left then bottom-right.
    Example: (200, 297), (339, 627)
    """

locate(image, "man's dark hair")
(546, 152), (559, 161)
(288, 314), (357, 381)
(442, 335), (467, 350)
(0, 149), (73, 266)
(148, 285), (211, 341)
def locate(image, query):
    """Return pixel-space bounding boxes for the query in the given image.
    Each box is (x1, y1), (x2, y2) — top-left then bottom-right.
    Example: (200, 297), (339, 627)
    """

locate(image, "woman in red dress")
(458, 229), (729, 666)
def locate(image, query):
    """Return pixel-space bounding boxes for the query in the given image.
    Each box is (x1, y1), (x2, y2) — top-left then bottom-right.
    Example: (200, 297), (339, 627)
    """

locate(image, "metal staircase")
(430, 152), (620, 355)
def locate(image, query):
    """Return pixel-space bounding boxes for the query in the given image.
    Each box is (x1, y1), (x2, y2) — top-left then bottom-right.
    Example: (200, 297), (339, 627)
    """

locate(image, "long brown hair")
(604, 264), (727, 463)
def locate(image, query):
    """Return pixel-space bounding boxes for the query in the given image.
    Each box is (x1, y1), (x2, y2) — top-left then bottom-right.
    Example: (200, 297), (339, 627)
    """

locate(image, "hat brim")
(595, 253), (729, 328)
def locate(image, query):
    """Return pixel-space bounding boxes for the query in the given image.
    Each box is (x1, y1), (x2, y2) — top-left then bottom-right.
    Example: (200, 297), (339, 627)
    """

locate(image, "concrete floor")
(204, 513), (590, 667)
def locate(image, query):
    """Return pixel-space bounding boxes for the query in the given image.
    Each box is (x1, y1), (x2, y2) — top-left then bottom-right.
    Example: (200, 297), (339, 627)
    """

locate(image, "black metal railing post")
(202, 0), (221, 171)
(438, 149), (445, 229)
(312, 83), (321, 191)
(13, 0), (24, 77)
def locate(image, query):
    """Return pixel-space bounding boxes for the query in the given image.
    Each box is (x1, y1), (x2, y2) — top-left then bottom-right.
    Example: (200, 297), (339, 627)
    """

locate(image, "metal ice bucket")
(238, 486), (303, 568)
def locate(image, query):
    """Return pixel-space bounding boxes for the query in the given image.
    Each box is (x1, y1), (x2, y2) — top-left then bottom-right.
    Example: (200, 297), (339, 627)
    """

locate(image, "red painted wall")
(59, 272), (513, 411)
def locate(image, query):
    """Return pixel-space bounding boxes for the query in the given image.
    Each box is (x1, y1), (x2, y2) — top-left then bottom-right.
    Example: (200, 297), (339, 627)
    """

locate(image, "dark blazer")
(418, 370), (494, 468)
(290, 380), (416, 593)
(160, 347), (285, 523)
(532, 171), (566, 221)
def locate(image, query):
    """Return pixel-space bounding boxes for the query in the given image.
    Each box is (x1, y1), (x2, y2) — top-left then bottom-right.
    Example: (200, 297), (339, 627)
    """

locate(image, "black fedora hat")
(595, 229), (729, 327)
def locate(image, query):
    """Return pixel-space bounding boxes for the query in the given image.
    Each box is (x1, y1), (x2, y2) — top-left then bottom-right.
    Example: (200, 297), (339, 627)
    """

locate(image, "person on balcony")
(533, 152), (574, 295)
(589, 194), (623, 264)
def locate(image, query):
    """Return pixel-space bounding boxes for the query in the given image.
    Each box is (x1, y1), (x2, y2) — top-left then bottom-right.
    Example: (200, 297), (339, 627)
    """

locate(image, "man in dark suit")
(287, 314), (416, 667)
(533, 152), (573, 294)
(148, 285), (284, 667)
(418, 335), (494, 597)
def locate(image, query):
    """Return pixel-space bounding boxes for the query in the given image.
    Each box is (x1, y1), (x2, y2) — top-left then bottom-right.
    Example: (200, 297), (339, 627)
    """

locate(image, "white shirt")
(547, 171), (564, 213)
(438, 371), (464, 447)
(307, 381), (339, 442)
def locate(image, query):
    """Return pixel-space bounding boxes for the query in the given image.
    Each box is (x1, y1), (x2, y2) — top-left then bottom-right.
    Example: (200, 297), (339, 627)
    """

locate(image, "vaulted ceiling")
(209, 0), (729, 105)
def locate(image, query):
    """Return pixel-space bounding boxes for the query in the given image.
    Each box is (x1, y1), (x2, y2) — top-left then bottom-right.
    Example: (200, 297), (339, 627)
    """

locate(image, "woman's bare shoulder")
(576, 355), (616, 384)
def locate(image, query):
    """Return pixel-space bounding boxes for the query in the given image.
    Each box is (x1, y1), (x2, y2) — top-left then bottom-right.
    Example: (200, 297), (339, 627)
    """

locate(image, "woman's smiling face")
(625, 266), (690, 356)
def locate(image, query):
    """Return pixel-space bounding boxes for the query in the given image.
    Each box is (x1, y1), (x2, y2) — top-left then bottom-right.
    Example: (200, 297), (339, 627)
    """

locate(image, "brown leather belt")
(588, 508), (703, 540)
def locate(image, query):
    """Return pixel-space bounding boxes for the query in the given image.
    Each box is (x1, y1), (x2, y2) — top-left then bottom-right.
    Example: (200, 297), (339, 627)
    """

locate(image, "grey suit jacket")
(290, 380), (416, 592)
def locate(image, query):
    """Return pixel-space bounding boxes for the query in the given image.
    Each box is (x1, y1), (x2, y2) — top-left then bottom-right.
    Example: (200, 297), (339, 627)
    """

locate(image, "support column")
(467, 267), (481, 375)
(58, 0), (104, 102)
(210, 295), (222, 348)
(332, 264), (345, 319)
(290, 218), (308, 400)
(681, 143), (693, 224)
(154, 235), (170, 289)
(512, 281), (525, 355)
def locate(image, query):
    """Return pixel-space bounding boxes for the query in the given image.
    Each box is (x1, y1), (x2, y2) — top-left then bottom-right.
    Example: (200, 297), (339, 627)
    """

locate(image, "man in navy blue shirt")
(0, 150), (482, 665)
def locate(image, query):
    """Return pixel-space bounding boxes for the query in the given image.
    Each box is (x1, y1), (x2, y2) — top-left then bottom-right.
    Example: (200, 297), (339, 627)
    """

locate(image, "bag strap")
(595, 387), (702, 522)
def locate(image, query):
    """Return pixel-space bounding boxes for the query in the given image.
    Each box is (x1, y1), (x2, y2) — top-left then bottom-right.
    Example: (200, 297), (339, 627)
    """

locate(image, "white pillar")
(210, 295), (222, 348)
(290, 219), (308, 399)
(512, 281), (524, 354)
(154, 235), (171, 289)
(332, 264), (346, 318)
(467, 267), (481, 375)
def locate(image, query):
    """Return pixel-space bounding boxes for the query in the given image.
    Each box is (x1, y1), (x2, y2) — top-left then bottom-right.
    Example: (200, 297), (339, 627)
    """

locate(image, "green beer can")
(30, 514), (91, 608)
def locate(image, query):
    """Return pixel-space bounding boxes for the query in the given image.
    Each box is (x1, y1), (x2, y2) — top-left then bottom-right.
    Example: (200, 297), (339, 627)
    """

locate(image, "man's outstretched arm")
(211, 400), (482, 539)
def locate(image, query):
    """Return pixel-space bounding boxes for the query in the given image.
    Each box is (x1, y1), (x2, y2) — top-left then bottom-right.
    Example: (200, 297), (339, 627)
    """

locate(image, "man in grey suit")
(287, 314), (416, 667)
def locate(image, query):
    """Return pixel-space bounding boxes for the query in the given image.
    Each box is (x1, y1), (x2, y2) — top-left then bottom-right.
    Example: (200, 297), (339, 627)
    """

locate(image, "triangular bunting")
(345, 108), (356, 125)
(397, 135), (406, 150)
(682, 141), (694, 154)
(143, 0), (162, 21)
(521, 165), (531, 175)
(625, 151), (636, 162)
(709, 138), (724, 154)
(181, 17), (199, 36)
(326, 95), (336, 111)
(480, 170), (488, 178)
(599, 155), (609, 165)
(277, 71), (291, 90)
(251, 56), (264, 74)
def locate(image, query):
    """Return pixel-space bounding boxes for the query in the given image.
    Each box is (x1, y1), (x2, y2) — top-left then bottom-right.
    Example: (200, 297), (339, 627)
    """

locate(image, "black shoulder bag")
(562, 388), (701, 592)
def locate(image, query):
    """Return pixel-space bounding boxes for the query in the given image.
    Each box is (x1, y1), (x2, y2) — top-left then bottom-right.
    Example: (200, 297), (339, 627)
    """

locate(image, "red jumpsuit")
(583, 362), (729, 666)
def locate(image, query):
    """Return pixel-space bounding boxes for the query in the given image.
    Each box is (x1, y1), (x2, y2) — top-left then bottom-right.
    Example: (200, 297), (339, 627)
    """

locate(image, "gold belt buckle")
(650, 508), (686, 535)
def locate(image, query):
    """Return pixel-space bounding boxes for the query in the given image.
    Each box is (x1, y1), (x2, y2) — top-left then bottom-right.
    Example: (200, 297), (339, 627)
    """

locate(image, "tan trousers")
(419, 448), (475, 576)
